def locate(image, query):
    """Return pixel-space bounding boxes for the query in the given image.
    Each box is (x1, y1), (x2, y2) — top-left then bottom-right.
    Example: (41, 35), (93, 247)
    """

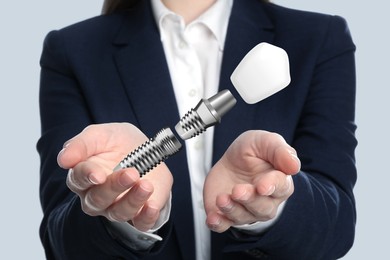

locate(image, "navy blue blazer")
(37, 0), (357, 259)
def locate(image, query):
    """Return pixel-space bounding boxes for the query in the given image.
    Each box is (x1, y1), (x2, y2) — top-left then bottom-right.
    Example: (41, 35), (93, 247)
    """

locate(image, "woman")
(38, 0), (357, 259)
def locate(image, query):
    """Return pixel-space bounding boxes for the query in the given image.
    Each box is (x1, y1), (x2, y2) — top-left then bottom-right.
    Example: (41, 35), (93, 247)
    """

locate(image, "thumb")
(250, 130), (301, 175)
(57, 124), (102, 169)
(272, 145), (301, 175)
(57, 123), (146, 169)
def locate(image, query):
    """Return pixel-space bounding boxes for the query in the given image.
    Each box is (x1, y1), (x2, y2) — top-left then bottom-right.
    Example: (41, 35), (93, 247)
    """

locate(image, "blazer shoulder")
(262, 3), (355, 55)
(43, 12), (129, 48)
(265, 3), (351, 35)
(41, 12), (130, 66)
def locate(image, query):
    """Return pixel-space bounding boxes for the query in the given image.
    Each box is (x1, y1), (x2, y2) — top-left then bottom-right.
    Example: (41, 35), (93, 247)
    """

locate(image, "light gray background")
(0, 1), (388, 259)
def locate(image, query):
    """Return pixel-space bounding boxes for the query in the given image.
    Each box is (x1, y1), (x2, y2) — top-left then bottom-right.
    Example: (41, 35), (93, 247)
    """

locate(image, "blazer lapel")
(112, 4), (179, 135)
(112, 2), (196, 259)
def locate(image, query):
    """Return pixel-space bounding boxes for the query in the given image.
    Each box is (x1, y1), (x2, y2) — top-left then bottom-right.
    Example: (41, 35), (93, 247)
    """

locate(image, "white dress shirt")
(107, 1), (285, 259)
(152, 1), (231, 259)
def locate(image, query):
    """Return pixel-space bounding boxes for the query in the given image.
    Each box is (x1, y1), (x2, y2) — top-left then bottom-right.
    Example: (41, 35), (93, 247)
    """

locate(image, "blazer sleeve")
(224, 16), (357, 260)
(37, 30), (157, 260)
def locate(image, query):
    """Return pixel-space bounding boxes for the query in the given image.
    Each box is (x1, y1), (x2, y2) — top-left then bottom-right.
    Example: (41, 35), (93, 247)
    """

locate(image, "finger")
(253, 171), (294, 199)
(132, 201), (160, 231)
(66, 161), (108, 192)
(216, 193), (259, 225)
(83, 168), (140, 213)
(105, 179), (154, 222)
(271, 175), (294, 198)
(206, 211), (233, 233)
(231, 183), (278, 221)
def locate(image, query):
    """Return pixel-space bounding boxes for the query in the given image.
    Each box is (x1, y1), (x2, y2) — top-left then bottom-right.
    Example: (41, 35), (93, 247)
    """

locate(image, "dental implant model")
(113, 90), (237, 176)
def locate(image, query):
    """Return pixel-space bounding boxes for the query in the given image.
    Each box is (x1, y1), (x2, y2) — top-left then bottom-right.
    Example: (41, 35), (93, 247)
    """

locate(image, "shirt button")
(188, 89), (197, 97)
(178, 40), (187, 49)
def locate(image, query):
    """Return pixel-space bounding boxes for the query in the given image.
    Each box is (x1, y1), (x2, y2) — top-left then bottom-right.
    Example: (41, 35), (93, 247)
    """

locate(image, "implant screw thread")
(177, 109), (206, 139)
(115, 128), (182, 176)
(114, 90), (236, 176)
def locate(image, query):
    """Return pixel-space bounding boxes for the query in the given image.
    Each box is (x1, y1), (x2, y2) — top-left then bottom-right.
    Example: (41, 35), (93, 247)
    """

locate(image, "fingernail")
(88, 174), (100, 185)
(63, 141), (71, 149)
(58, 147), (66, 156)
(140, 183), (152, 196)
(236, 189), (248, 201)
(289, 151), (301, 169)
(57, 147), (68, 168)
(265, 185), (276, 196)
(221, 202), (233, 212)
(118, 171), (134, 187)
(284, 175), (293, 194)
(209, 218), (221, 231)
(57, 142), (71, 165)
(145, 205), (159, 218)
(138, 183), (152, 199)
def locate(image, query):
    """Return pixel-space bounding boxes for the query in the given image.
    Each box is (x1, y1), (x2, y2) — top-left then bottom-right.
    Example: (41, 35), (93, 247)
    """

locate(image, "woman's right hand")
(57, 123), (173, 231)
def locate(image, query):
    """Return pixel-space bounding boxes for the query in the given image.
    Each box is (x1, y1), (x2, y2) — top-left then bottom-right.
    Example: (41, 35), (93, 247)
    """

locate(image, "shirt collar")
(151, 0), (233, 50)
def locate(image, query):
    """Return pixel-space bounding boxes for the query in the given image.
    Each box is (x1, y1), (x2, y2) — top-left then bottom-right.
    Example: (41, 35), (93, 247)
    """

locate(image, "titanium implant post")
(114, 89), (236, 176)
(174, 90), (237, 140)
